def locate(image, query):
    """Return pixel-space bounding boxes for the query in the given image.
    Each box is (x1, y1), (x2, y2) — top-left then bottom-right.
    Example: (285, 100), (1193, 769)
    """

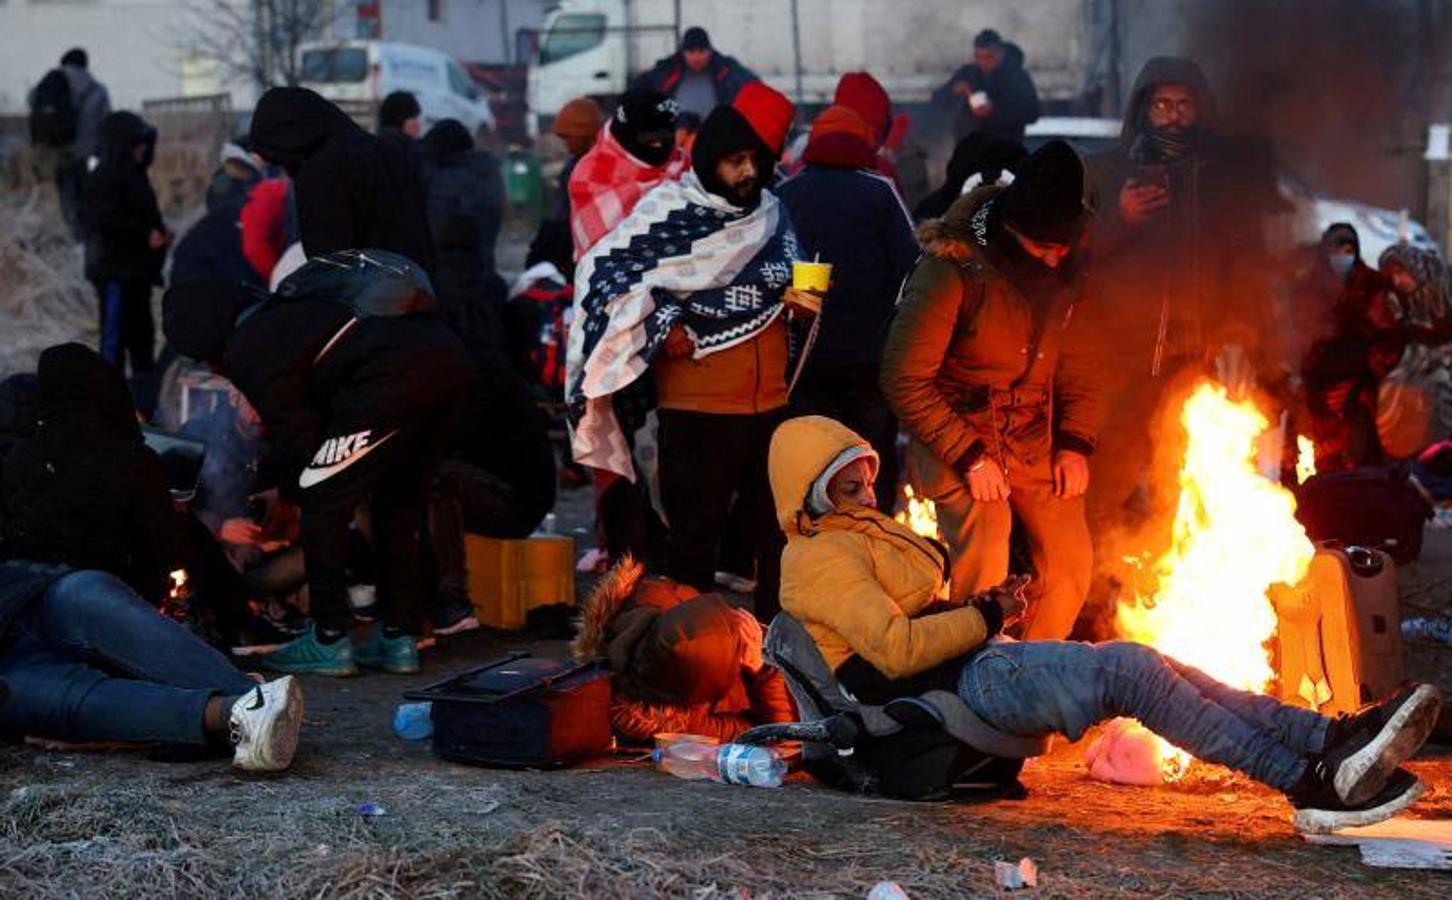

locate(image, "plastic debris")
(356, 802), (387, 818)
(993, 857), (1038, 890)
(867, 881), (910, 900)
(1402, 616), (1452, 646)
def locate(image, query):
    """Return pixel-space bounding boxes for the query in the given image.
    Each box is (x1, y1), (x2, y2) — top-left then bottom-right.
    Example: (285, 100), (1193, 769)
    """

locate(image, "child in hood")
(573, 557), (795, 743)
(771, 415), (1441, 834)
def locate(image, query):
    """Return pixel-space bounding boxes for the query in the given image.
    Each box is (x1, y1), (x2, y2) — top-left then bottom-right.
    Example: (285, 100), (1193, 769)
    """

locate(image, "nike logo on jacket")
(299, 428), (398, 488)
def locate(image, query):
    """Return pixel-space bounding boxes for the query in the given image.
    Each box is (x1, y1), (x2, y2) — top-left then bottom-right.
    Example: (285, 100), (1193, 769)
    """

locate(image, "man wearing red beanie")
(568, 82), (813, 624)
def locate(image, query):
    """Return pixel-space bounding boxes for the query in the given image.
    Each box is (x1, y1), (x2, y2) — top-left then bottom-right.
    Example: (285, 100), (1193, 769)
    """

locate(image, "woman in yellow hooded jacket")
(769, 415), (1440, 833)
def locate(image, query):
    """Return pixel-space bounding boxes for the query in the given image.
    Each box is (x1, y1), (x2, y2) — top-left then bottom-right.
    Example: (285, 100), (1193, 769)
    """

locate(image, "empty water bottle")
(393, 701), (433, 740)
(656, 741), (786, 788)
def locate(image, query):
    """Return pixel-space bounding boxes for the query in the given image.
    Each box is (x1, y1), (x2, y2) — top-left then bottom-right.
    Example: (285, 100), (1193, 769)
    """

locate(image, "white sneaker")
(229, 675), (304, 772)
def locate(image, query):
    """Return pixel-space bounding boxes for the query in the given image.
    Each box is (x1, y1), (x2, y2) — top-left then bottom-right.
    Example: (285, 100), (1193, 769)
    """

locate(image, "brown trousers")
(908, 441), (1092, 640)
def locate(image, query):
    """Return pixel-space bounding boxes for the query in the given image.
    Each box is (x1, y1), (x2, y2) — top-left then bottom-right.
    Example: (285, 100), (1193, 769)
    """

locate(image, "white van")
(298, 40), (496, 135)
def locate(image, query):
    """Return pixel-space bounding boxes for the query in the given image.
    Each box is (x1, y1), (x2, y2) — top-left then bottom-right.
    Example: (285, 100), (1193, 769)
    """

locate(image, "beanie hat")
(731, 81), (794, 157)
(974, 29), (1003, 49)
(61, 48), (88, 68)
(833, 72), (891, 145)
(554, 97), (604, 143)
(801, 105), (877, 169)
(379, 91), (421, 130)
(692, 105), (767, 186)
(681, 27), (711, 51)
(996, 139), (1086, 245)
(611, 88), (680, 165)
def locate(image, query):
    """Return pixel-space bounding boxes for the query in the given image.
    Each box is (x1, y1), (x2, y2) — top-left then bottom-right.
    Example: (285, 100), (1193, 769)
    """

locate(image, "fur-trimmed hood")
(571, 555), (646, 662)
(915, 185), (1002, 267)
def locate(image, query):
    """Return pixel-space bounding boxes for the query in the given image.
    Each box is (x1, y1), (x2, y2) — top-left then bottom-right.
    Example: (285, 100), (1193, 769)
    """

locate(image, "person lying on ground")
(769, 414), (1443, 833)
(0, 565), (302, 772)
(573, 556), (795, 743)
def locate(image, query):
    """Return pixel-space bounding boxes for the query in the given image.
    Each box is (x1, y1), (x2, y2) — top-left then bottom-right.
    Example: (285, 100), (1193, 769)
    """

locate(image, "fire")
(1115, 383), (1316, 780)
(1296, 435), (1317, 485)
(169, 569), (188, 597)
(896, 485), (940, 540)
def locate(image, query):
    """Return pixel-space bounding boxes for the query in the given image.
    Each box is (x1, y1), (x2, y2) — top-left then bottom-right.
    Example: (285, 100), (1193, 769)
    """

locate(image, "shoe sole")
(232, 643), (286, 657)
(1293, 777), (1426, 834)
(1335, 685), (1443, 805)
(236, 676), (305, 772)
(258, 659), (359, 677)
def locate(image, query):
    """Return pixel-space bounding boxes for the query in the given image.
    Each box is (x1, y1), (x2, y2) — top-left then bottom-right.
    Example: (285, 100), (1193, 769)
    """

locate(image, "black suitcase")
(406, 652), (613, 768)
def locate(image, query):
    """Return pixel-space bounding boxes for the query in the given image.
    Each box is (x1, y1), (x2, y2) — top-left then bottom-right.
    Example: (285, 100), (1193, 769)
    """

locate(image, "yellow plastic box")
(464, 534), (576, 630)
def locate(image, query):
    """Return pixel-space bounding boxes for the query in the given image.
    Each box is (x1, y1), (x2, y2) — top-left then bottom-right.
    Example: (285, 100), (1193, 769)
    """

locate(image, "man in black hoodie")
(81, 111), (170, 377)
(248, 87), (434, 273)
(1082, 57), (1283, 545)
(932, 30), (1041, 142)
(164, 250), (472, 676)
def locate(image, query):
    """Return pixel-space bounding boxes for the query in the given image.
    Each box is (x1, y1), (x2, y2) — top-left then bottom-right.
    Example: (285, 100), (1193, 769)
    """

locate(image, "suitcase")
(406, 652), (613, 768)
(1270, 545), (1404, 716)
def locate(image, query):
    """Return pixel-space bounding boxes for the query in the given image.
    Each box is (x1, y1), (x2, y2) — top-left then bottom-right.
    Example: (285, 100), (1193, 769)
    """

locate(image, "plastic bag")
(1376, 344), (1452, 459)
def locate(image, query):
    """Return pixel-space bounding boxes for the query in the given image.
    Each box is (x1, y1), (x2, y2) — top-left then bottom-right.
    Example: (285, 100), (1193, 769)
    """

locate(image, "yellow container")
(791, 260), (832, 293)
(464, 534), (576, 630)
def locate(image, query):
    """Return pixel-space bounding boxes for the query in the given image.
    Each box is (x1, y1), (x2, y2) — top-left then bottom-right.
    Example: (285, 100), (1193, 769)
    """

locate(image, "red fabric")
(834, 72), (891, 147)
(731, 82), (794, 156)
(239, 177), (290, 282)
(567, 125), (689, 261)
(801, 105), (878, 169)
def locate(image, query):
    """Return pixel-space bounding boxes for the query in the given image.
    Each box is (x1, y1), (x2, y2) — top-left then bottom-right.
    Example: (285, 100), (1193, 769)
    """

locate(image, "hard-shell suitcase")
(406, 652), (613, 768)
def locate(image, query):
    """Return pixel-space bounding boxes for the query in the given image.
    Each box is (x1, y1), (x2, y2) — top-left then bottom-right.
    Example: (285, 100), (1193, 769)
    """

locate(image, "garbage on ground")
(392, 701), (433, 740)
(993, 857), (1039, 890)
(655, 738), (786, 788)
(1302, 817), (1452, 869)
(1085, 718), (1166, 786)
(356, 802), (387, 818)
(867, 880), (910, 900)
(1401, 615), (1452, 646)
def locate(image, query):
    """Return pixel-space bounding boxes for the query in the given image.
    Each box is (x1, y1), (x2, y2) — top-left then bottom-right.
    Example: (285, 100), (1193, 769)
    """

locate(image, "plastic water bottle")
(1402, 616), (1452, 647)
(392, 701), (433, 740)
(656, 741), (786, 788)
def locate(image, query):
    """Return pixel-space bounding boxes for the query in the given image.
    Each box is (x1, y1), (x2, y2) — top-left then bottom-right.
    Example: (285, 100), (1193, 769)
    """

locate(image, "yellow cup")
(792, 260), (832, 294)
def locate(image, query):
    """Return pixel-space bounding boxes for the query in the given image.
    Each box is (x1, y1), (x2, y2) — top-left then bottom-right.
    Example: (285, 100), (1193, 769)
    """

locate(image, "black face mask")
(617, 126), (676, 167)
(1130, 124), (1199, 165)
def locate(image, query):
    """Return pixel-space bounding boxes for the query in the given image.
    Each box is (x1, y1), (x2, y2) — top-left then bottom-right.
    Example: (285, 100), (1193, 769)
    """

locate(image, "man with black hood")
(567, 82), (806, 622)
(378, 90), (424, 177)
(932, 30), (1041, 142)
(1083, 56), (1282, 544)
(633, 27), (759, 120)
(913, 133), (1026, 224)
(420, 117), (507, 327)
(81, 110), (170, 378)
(882, 140), (1104, 641)
(163, 250), (473, 676)
(248, 87), (434, 273)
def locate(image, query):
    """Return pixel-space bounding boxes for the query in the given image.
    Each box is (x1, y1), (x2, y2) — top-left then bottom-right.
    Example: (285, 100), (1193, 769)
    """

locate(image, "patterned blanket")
(566, 171), (800, 478)
(568, 126), (690, 261)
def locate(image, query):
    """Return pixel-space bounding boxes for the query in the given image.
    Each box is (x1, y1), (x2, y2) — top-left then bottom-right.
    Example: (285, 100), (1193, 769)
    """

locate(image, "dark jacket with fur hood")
(572, 558), (795, 743)
(880, 186), (1104, 477)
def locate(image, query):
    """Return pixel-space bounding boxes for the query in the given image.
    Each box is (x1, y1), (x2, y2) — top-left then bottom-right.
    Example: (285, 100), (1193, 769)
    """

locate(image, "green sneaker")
(256, 624), (359, 677)
(354, 626), (421, 674)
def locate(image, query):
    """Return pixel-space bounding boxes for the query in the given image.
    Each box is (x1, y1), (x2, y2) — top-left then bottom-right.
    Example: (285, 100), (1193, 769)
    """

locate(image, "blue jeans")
(0, 571), (255, 746)
(959, 641), (1331, 792)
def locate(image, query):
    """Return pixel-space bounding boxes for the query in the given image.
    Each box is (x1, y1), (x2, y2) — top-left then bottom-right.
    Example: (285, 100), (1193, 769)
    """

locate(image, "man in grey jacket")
(30, 48), (111, 235)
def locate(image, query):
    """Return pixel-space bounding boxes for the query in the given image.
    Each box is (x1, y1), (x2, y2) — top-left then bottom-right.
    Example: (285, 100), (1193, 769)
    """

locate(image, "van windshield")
(539, 13), (607, 65)
(301, 48), (368, 83)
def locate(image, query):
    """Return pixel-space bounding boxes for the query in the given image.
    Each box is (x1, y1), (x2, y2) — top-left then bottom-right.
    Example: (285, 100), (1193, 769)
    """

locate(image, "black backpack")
(30, 69), (77, 146)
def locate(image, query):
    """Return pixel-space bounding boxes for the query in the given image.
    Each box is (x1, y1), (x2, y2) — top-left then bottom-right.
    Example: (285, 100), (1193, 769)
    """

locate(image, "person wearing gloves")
(572, 557), (795, 743)
(771, 414), (1442, 833)
(881, 140), (1103, 640)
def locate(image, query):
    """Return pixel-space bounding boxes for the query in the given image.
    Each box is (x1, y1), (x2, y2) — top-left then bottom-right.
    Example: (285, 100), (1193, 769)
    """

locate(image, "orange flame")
(895, 485), (940, 541)
(1115, 383), (1316, 780)
(1296, 435), (1317, 485)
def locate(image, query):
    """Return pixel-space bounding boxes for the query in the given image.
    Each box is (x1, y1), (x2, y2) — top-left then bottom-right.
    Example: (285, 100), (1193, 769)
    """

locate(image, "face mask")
(1130, 124), (1198, 165)
(1328, 253), (1355, 281)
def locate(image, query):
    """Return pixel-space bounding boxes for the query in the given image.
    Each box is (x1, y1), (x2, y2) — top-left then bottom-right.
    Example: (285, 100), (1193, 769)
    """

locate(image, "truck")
(525, 0), (1095, 133)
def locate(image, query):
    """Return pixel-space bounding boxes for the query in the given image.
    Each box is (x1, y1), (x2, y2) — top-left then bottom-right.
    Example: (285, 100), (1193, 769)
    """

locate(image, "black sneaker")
(1289, 765), (1425, 834)
(1322, 684), (1442, 806)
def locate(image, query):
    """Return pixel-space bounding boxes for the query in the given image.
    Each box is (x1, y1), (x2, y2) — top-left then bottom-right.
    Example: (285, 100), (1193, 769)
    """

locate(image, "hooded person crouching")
(572, 558), (795, 743)
(881, 140), (1104, 640)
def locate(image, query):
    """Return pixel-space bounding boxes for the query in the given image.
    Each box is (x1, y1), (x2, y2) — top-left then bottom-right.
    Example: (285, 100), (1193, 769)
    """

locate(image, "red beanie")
(834, 72), (891, 146)
(802, 105), (877, 168)
(731, 82), (795, 157)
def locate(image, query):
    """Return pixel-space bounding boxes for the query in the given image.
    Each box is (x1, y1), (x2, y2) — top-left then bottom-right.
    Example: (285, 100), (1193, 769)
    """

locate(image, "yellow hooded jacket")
(769, 416), (992, 685)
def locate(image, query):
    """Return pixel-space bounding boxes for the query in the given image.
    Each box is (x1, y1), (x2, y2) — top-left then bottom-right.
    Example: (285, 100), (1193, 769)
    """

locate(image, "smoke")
(1181, 0), (1447, 211)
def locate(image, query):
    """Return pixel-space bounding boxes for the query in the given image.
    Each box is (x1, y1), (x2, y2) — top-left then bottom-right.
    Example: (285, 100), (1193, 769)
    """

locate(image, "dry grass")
(0, 191), (95, 376)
